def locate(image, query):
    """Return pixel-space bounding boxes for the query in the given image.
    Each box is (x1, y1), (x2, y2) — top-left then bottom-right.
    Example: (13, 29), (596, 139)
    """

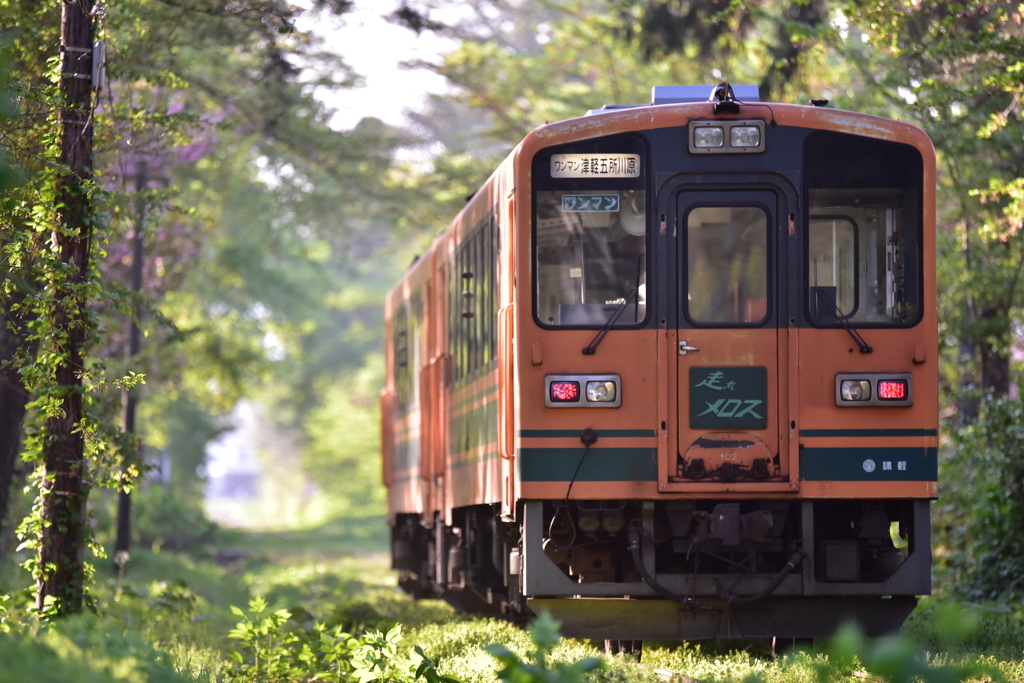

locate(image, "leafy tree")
(1, 0), (407, 606)
(833, 0), (1024, 599)
(613, 0), (834, 102)
(843, 0), (1024, 399)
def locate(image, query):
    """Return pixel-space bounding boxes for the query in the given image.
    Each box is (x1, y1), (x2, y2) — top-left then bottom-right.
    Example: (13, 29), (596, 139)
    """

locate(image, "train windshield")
(805, 134), (923, 327)
(534, 190), (648, 326)
(686, 206), (769, 324)
(808, 189), (918, 323)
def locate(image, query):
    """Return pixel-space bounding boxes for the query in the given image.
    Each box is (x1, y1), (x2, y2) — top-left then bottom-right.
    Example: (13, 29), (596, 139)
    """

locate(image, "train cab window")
(808, 216), (857, 317)
(534, 189), (648, 326)
(686, 206), (769, 325)
(805, 134), (923, 326)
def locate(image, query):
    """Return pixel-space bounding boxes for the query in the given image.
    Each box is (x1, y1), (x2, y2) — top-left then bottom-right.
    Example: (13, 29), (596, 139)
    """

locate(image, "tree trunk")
(980, 336), (1011, 396)
(36, 0), (95, 615)
(957, 338), (980, 421)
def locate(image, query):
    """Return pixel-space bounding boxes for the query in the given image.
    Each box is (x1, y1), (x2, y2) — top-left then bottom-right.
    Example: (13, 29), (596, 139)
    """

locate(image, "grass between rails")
(1, 516), (1023, 683)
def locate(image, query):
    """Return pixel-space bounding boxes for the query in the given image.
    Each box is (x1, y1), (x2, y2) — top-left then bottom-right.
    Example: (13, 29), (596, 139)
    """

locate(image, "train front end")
(512, 86), (937, 640)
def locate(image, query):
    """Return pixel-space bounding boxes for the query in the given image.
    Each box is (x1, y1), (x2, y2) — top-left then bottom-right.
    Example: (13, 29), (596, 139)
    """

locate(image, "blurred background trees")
(1, 0), (1022, 604)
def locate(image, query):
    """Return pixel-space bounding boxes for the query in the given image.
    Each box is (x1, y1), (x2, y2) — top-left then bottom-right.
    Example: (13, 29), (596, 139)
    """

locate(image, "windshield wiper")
(582, 288), (638, 355)
(814, 288), (872, 353)
(838, 314), (873, 353)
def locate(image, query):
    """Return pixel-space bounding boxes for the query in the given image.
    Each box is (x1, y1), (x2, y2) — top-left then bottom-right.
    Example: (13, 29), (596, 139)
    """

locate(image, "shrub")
(133, 486), (219, 554)
(485, 610), (604, 683)
(935, 396), (1024, 600)
(814, 621), (1002, 683)
(0, 614), (198, 683)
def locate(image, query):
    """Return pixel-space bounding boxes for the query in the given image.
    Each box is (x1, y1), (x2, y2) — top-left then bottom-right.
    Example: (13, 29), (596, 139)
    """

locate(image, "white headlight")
(840, 380), (871, 401)
(730, 126), (761, 148)
(586, 381), (617, 402)
(693, 126), (724, 148)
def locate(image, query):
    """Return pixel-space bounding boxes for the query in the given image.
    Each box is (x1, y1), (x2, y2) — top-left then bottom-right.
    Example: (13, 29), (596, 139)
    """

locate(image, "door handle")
(678, 341), (699, 355)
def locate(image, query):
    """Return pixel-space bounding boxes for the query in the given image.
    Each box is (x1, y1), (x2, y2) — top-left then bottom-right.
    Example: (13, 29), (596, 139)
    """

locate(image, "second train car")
(382, 84), (937, 640)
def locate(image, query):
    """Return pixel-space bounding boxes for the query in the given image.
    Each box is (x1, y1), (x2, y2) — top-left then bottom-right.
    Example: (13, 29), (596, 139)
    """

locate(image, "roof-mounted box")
(651, 84), (760, 105)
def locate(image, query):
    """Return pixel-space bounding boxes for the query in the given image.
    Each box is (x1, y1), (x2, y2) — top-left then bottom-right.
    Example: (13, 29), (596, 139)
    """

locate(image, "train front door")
(670, 188), (792, 490)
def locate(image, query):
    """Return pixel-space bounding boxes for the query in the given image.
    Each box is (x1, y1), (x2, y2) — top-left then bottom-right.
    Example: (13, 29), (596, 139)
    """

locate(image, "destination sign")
(550, 154), (641, 178)
(562, 194), (619, 212)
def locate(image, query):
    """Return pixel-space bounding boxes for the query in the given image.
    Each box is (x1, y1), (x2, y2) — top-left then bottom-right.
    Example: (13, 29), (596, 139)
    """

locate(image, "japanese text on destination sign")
(550, 154), (641, 178)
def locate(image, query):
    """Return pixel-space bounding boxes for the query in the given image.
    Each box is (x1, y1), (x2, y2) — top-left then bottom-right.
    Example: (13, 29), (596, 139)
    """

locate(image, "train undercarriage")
(391, 498), (929, 640)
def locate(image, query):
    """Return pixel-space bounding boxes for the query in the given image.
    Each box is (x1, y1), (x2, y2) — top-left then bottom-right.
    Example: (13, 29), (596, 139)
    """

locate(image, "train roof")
(586, 84), (761, 115)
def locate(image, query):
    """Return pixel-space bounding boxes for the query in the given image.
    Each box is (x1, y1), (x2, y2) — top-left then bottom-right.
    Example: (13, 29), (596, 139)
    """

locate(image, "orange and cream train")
(381, 84), (937, 640)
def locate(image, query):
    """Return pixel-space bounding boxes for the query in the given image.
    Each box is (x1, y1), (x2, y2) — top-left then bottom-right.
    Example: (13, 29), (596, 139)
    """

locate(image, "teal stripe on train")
(800, 447), (938, 481)
(800, 428), (938, 438)
(519, 448), (657, 482)
(518, 429), (656, 438)
(449, 400), (499, 467)
(394, 436), (419, 473)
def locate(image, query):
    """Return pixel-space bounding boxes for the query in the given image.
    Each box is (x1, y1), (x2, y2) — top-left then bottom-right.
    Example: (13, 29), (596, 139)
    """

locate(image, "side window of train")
(449, 211), (499, 387)
(393, 290), (424, 410)
(805, 133), (924, 327)
(393, 304), (410, 409)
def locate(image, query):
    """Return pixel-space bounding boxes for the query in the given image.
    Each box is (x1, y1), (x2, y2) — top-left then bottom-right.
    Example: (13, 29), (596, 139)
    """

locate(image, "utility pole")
(113, 160), (146, 576)
(37, 0), (96, 614)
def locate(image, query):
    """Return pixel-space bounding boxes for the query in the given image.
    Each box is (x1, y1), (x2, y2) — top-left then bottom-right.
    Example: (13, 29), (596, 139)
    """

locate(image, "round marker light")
(730, 125), (761, 148)
(840, 380), (871, 401)
(586, 381), (617, 402)
(577, 511), (601, 533)
(602, 511), (625, 534)
(693, 126), (724, 148)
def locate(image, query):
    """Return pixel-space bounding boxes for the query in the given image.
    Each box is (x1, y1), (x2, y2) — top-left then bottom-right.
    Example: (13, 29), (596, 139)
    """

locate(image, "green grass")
(4, 515), (1024, 683)
(218, 513), (388, 559)
(111, 547), (251, 608)
(0, 612), (207, 683)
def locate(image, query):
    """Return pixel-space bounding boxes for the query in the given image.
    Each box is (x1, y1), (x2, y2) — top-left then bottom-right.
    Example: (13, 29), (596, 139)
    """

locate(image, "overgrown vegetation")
(2, 541), (1021, 683)
(934, 395), (1024, 599)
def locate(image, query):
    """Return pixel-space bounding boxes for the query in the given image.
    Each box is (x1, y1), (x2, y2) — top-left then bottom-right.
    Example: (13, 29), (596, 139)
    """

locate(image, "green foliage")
(141, 398), (227, 506)
(414, 645), (463, 683)
(131, 485), (219, 554)
(814, 621), (1001, 683)
(0, 594), (10, 633)
(3, 0), (405, 610)
(0, 614), (199, 683)
(350, 624), (416, 683)
(224, 596), (456, 683)
(903, 597), (1024, 656)
(227, 595), (298, 681)
(485, 610), (604, 683)
(0, 41), (21, 191)
(302, 354), (387, 515)
(6, 530), (1024, 683)
(934, 395), (1024, 599)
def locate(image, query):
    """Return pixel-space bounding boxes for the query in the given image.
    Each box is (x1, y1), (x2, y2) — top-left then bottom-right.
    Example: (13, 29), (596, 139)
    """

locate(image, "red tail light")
(550, 381), (581, 402)
(877, 380), (908, 400)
